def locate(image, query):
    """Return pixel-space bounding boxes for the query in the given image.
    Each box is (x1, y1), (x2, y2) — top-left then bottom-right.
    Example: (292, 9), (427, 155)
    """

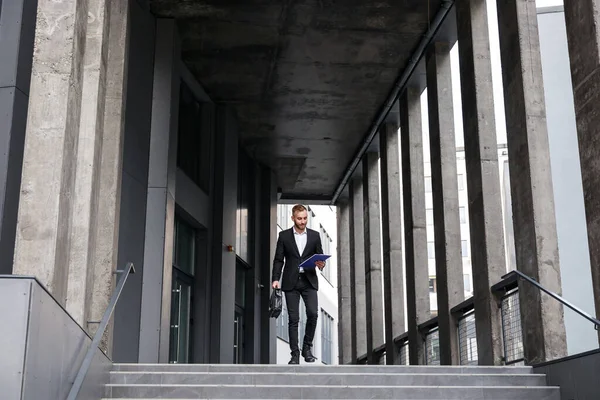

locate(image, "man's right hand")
(272, 281), (280, 289)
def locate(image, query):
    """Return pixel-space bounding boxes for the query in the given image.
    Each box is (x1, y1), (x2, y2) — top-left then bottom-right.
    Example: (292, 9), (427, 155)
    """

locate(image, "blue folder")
(299, 254), (331, 268)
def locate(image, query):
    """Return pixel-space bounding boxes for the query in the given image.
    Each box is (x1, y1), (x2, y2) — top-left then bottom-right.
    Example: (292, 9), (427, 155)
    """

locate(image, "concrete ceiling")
(150, 0), (442, 201)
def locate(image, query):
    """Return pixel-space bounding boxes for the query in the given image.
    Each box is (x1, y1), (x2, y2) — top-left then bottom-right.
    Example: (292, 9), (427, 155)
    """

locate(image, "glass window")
(236, 149), (254, 264)
(463, 274), (472, 293)
(461, 240), (469, 258)
(459, 207), (466, 224)
(174, 217), (196, 276)
(321, 310), (333, 364)
(458, 174), (465, 191)
(428, 242), (435, 259)
(429, 277), (436, 293)
(426, 209), (434, 226)
(177, 82), (211, 193)
(425, 176), (432, 193)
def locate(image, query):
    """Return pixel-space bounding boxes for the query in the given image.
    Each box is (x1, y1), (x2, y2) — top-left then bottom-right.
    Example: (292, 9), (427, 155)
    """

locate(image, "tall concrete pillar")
(88, 0), (130, 351)
(66, 0), (111, 327)
(138, 20), (180, 363)
(496, 0), (567, 363)
(456, 0), (506, 365)
(363, 152), (385, 363)
(426, 42), (464, 365)
(350, 177), (367, 361)
(13, 0), (90, 304)
(0, 0), (36, 275)
(563, 0), (600, 342)
(379, 121), (405, 365)
(400, 88), (430, 365)
(337, 198), (353, 364)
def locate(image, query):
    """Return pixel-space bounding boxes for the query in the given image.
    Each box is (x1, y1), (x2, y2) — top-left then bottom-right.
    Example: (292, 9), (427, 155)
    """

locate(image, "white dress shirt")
(294, 228), (307, 273)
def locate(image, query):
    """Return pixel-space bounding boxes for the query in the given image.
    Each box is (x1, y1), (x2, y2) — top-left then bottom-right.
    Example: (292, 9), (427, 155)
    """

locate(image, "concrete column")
(363, 152), (385, 363)
(563, 0), (600, 343)
(426, 42), (464, 365)
(88, 0), (130, 352)
(13, 0), (90, 304)
(210, 105), (239, 363)
(138, 20), (180, 363)
(350, 177), (367, 361)
(496, 0), (567, 363)
(0, 0), (36, 275)
(66, 0), (111, 327)
(455, 0), (506, 365)
(379, 121), (405, 365)
(337, 198), (353, 364)
(400, 88), (430, 365)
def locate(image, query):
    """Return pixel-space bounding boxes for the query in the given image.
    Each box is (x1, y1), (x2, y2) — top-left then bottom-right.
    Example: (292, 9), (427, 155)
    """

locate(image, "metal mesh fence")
(458, 310), (478, 365)
(501, 290), (524, 364)
(425, 328), (440, 365)
(398, 341), (409, 365)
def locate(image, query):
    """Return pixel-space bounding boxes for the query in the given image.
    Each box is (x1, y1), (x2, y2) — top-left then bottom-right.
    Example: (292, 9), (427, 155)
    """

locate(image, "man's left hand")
(315, 261), (325, 270)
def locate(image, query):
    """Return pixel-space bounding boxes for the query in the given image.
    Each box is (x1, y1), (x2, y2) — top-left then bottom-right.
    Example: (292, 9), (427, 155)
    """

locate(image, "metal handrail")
(503, 270), (600, 330)
(66, 262), (135, 400)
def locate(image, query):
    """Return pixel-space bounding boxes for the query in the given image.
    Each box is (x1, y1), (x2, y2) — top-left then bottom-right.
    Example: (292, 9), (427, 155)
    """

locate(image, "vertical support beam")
(380, 120), (405, 365)
(138, 19), (180, 363)
(350, 177), (367, 361)
(66, 0), (111, 327)
(89, 0), (130, 354)
(363, 152), (385, 363)
(400, 88), (430, 365)
(426, 42), (464, 365)
(337, 198), (353, 364)
(496, 0), (567, 363)
(260, 167), (278, 364)
(13, 0), (90, 304)
(564, 0), (600, 343)
(456, 0), (506, 365)
(210, 105), (239, 363)
(0, 0), (37, 275)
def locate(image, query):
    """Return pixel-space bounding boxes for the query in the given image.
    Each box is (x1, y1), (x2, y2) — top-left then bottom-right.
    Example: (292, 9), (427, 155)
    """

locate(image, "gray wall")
(113, 0), (156, 363)
(538, 8), (598, 355)
(0, 277), (110, 400)
(534, 350), (600, 400)
(0, 0), (36, 274)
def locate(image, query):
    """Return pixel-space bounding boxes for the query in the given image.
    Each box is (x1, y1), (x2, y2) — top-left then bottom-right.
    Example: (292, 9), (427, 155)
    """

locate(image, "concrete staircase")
(103, 364), (560, 399)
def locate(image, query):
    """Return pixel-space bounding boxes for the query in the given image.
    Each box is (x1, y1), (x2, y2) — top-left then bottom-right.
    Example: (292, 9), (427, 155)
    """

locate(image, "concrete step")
(112, 363), (534, 375)
(109, 371), (547, 387)
(103, 384), (560, 399)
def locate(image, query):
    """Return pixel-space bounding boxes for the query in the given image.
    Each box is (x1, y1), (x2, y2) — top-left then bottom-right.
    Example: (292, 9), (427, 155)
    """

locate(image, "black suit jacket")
(272, 228), (324, 291)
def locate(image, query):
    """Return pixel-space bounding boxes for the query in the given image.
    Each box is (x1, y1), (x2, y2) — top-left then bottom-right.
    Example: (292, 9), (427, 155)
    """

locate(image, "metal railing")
(66, 262), (135, 400)
(424, 327), (440, 365)
(458, 310), (478, 365)
(504, 270), (600, 330)
(500, 288), (524, 364)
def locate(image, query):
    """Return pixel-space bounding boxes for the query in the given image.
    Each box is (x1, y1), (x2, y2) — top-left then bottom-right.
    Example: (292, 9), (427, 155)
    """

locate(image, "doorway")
(169, 216), (196, 363)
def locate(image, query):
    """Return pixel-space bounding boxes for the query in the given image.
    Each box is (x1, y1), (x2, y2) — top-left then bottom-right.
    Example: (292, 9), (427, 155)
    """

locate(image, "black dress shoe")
(289, 351), (300, 364)
(302, 345), (316, 363)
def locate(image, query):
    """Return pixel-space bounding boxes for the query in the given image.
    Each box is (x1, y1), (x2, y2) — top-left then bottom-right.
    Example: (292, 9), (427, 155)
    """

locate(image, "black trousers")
(284, 274), (318, 354)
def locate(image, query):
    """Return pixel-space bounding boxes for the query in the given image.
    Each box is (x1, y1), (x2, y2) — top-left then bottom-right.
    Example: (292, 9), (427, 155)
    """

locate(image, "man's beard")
(295, 222), (306, 231)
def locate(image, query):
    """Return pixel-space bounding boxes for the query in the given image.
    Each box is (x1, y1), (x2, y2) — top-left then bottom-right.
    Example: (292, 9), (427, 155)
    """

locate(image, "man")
(272, 204), (326, 364)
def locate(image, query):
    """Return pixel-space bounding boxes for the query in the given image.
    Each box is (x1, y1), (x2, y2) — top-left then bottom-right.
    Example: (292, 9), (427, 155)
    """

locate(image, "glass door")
(169, 270), (193, 363)
(169, 216), (196, 364)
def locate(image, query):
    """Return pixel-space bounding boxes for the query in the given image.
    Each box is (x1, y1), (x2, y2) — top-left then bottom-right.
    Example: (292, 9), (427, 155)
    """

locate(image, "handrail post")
(66, 262), (135, 400)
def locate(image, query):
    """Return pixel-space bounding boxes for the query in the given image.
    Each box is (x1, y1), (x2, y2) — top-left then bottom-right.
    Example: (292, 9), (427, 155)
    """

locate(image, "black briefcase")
(269, 289), (282, 318)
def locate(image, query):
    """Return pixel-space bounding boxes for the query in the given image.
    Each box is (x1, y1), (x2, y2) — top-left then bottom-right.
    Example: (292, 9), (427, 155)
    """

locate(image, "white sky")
(421, 0), (564, 155)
